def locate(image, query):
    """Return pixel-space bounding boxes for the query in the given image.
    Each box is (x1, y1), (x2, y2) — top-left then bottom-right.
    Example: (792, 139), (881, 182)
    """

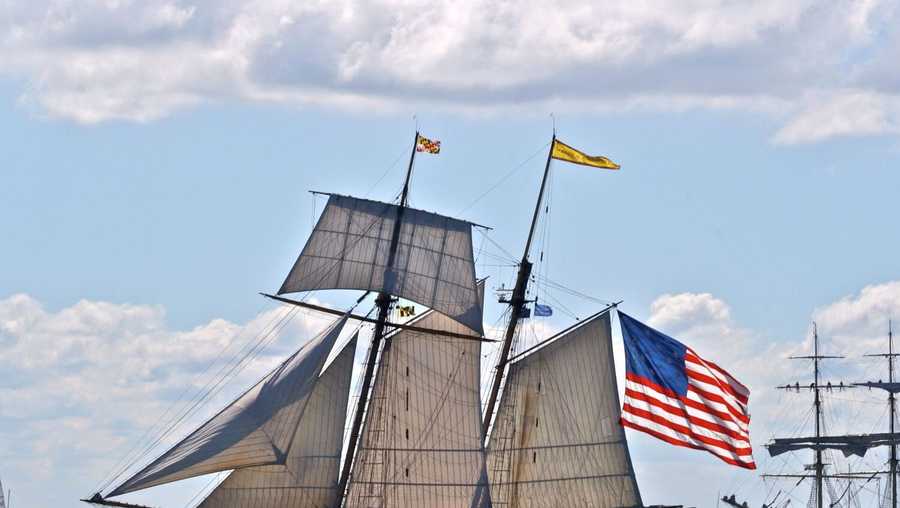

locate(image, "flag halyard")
(551, 139), (620, 169)
(618, 312), (756, 470)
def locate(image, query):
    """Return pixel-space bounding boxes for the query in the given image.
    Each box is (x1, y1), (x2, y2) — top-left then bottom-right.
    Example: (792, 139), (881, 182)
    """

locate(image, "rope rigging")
(94, 302), (305, 495)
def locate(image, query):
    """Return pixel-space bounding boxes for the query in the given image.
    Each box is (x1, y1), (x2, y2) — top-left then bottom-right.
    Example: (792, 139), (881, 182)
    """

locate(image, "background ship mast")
(856, 321), (899, 508)
(767, 324), (846, 508)
(763, 322), (900, 507)
(0, 476), (7, 508)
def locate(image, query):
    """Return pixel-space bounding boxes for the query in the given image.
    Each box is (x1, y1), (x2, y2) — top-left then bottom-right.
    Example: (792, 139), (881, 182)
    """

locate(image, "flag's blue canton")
(619, 312), (689, 397)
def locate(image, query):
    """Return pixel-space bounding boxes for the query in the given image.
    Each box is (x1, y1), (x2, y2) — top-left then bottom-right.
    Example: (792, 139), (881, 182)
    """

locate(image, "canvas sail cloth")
(108, 315), (350, 497)
(486, 312), (642, 507)
(344, 285), (489, 507)
(278, 194), (483, 335)
(198, 335), (357, 508)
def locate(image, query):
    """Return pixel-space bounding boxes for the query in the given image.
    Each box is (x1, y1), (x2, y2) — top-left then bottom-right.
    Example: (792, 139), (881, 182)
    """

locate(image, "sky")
(2, 1), (900, 507)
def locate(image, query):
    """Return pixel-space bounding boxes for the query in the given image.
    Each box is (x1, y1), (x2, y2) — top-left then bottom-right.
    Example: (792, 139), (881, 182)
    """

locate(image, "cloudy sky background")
(3, 1), (900, 507)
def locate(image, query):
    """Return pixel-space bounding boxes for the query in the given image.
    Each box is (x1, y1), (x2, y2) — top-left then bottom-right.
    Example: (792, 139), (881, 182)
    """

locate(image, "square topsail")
(279, 194), (484, 335)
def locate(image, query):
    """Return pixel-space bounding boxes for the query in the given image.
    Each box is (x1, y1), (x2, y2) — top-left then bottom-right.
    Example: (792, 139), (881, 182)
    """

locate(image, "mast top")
(521, 133), (556, 263)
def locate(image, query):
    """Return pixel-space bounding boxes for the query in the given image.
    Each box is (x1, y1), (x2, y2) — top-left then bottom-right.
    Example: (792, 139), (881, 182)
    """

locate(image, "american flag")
(618, 312), (756, 469)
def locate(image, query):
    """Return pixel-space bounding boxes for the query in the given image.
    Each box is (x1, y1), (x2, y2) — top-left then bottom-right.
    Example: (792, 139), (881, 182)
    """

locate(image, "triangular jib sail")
(108, 315), (350, 497)
(198, 334), (358, 508)
(486, 311), (642, 508)
(278, 194), (484, 335)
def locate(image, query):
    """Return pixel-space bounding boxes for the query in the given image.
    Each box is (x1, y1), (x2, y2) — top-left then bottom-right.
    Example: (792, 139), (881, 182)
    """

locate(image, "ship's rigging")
(762, 322), (900, 508)
(84, 130), (646, 508)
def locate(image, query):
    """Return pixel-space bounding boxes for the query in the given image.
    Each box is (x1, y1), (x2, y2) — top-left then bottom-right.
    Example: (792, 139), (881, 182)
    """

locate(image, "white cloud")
(649, 292), (734, 338)
(645, 292), (789, 403)
(773, 91), (900, 144)
(813, 280), (900, 356)
(1, 0), (899, 143)
(0, 292), (352, 507)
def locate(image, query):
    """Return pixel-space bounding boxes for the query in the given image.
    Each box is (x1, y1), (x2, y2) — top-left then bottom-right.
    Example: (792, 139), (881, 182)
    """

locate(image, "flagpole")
(482, 133), (556, 435)
(335, 130), (419, 506)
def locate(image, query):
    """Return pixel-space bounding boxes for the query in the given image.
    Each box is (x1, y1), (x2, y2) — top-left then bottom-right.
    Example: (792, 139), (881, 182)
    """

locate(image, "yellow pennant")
(551, 139), (620, 170)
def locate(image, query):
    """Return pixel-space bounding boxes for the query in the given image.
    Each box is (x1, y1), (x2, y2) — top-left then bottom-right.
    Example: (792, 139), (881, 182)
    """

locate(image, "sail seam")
(489, 473), (634, 486)
(430, 220), (450, 307)
(359, 447), (483, 452)
(332, 201), (355, 286)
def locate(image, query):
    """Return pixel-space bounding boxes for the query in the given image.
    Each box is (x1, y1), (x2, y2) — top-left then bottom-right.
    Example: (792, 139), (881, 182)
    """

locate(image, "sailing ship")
(760, 323), (899, 508)
(84, 132), (662, 507)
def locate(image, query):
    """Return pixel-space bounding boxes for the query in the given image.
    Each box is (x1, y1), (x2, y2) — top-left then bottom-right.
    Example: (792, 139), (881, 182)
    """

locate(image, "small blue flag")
(534, 303), (553, 317)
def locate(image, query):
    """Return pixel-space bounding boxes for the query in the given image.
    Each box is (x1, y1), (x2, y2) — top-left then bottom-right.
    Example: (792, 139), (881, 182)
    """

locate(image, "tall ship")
(84, 132), (673, 508)
(758, 323), (899, 508)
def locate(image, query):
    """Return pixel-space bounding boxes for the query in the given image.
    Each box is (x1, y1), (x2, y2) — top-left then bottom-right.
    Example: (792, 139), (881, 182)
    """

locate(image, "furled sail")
(767, 433), (900, 458)
(855, 381), (900, 393)
(108, 315), (350, 497)
(486, 311), (643, 508)
(198, 334), (357, 508)
(343, 286), (489, 507)
(278, 194), (483, 335)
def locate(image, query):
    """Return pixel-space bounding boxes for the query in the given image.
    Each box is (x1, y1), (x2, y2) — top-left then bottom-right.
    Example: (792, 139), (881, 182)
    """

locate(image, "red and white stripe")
(620, 348), (756, 469)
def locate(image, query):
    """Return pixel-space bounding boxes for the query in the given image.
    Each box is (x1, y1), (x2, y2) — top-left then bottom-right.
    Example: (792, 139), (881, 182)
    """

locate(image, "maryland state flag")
(551, 139), (620, 170)
(416, 134), (441, 154)
(398, 305), (416, 318)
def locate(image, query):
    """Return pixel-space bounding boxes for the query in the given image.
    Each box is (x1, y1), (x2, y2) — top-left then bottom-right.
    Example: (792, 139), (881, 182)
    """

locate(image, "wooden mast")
(813, 323), (823, 508)
(864, 322), (899, 508)
(772, 325), (845, 508)
(891, 320), (897, 508)
(482, 133), (555, 435)
(334, 131), (420, 506)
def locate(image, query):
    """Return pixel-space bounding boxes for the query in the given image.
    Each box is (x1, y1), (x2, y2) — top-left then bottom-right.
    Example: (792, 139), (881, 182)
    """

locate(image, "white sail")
(344, 288), (488, 507)
(109, 315), (350, 497)
(486, 311), (642, 508)
(0, 476), (5, 508)
(278, 194), (483, 334)
(198, 334), (357, 508)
